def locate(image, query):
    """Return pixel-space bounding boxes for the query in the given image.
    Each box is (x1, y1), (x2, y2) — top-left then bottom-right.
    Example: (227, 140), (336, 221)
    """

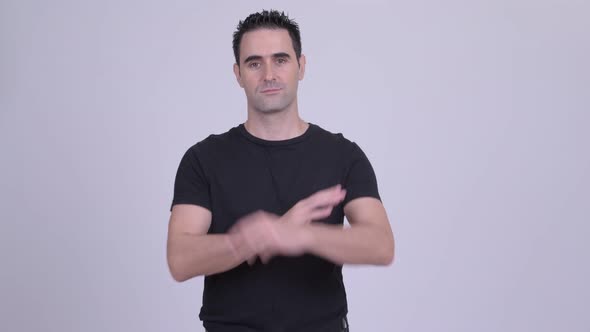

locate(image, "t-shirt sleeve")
(343, 143), (381, 206)
(170, 145), (211, 211)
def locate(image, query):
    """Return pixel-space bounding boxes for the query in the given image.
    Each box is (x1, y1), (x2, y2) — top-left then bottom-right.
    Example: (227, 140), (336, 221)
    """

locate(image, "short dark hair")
(232, 10), (302, 65)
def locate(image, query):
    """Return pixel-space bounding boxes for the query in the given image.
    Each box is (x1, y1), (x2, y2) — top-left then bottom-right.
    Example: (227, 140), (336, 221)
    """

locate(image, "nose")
(263, 61), (276, 81)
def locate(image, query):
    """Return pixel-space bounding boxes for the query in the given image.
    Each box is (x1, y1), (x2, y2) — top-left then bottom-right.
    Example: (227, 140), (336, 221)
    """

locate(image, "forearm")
(167, 233), (245, 282)
(303, 223), (394, 266)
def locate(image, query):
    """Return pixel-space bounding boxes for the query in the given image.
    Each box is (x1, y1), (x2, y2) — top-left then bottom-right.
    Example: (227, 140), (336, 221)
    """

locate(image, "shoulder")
(175, 126), (244, 176)
(182, 125), (242, 156)
(309, 123), (365, 158)
(310, 123), (351, 146)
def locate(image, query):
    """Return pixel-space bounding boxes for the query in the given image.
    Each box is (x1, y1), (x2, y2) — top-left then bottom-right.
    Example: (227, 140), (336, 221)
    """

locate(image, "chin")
(254, 102), (288, 114)
(256, 107), (284, 114)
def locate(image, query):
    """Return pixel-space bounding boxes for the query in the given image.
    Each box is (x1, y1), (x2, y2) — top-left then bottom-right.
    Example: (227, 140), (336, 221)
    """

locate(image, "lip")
(260, 88), (282, 94)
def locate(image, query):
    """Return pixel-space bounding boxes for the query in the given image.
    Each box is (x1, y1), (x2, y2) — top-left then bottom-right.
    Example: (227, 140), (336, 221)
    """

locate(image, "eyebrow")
(243, 52), (292, 65)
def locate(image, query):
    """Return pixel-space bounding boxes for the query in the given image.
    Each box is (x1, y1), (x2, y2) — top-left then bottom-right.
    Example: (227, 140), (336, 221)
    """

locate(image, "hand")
(256, 220), (310, 264)
(281, 184), (347, 226)
(228, 210), (310, 265)
(228, 211), (277, 265)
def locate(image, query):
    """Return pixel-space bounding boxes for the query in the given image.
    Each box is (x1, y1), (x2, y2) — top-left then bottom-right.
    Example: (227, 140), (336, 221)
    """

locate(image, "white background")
(1, 0), (589, 331)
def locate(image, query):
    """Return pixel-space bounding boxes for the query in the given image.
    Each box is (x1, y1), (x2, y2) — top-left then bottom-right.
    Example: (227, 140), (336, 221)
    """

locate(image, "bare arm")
(166, 185), (367, 281)
(246, 196), (395, 266)
(302, 197), (395, 265)
(166, 204), (251, 282)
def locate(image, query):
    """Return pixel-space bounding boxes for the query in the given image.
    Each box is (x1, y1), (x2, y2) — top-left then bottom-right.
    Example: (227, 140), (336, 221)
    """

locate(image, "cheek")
(287, 68), (301, 81)
(242, 77), (258, 93)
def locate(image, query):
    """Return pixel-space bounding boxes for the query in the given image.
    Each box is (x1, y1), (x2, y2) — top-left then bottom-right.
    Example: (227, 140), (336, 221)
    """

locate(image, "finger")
(305, 187), (346, 210)
(260, 252), (273, 264)
(247, 256), (257, 266)
(306, 191), (345, 213)
(308, 206), (334, 221)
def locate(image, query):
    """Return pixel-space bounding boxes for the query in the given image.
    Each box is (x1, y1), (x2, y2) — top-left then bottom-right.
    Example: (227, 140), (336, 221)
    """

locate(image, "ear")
(233, 63), (244, 88)
(298, 54), (306, 81)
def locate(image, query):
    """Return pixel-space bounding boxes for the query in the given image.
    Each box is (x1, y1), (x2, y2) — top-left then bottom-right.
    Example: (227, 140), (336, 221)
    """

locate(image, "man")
(167, 10), (394, 332)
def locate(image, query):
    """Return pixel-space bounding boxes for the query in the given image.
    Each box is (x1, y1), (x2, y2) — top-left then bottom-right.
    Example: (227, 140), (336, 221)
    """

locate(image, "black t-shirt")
(171, 123), (381, 332)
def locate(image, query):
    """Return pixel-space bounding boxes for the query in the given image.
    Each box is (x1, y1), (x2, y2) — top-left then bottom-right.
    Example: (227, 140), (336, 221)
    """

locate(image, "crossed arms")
(166, 185), (395, 282)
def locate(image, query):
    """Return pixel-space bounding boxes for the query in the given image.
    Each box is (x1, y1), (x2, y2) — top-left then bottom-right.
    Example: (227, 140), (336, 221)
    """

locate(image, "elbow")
(167, 256), (190, 283)
(385, 231), (395, 265)
(373, 247), (394, 266)
(170, 269), (189, 283)
(377, 237), (395, 266)
(381, 247), (395, 266)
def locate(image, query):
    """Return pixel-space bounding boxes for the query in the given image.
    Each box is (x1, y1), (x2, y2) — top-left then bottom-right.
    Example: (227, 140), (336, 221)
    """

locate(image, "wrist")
(226, 233), (245, 262)
(299, 224), (316, 252)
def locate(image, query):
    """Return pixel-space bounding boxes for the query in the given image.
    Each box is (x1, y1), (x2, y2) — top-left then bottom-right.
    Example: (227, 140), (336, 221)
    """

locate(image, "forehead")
(239, 28), (295, 60)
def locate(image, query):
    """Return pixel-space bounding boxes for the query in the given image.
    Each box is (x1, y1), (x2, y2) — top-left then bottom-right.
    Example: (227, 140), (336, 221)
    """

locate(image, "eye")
(276, 58), (288, 64)
(248, 62), (261, 69)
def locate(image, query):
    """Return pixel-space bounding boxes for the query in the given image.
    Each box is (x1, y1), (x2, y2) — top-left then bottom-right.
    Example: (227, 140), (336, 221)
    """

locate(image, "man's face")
(233, 28), (306, 114)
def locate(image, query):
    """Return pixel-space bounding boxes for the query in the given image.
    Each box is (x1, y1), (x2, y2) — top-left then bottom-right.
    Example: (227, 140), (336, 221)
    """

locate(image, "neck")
(244, 106), (308, 141)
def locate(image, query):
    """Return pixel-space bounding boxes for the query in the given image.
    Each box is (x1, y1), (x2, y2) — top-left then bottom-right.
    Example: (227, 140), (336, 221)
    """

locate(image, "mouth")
(260, 88), (282, 94)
